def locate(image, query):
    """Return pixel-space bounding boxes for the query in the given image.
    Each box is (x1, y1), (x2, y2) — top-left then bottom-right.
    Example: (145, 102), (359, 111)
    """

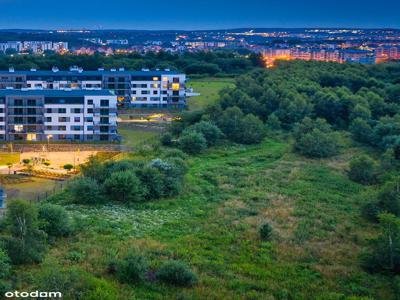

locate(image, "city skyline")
(0, 0), (399, 30)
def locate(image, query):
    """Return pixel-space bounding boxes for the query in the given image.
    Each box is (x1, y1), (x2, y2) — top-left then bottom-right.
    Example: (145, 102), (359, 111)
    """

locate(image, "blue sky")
(0, 0), (399, 29)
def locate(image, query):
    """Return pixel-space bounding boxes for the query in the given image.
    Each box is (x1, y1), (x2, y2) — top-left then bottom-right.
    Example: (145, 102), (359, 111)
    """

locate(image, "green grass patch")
(118, 125), (160, 148)
(187, 77), (235, 111)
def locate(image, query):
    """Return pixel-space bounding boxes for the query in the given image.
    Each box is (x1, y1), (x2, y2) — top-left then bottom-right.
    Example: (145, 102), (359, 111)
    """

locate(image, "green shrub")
(348, 155), (378, 185)
(259, 222), (273, 241)
(157, 260), (197, 287)
(188, 121), (224, 146)
(67, 177), (103, 204)
(161, 132), (174, 146)
(103, 171), (147, 203)
(111, 254), (149, 284)
(0, 249), (10, 279)
(38, 203), (73, 238)
(178, 130), (207, 154)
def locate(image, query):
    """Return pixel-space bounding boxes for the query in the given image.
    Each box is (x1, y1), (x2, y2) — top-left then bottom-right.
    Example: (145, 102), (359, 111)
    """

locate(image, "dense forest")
(0, 51), (261, 76)
(1, 60), (400, 299)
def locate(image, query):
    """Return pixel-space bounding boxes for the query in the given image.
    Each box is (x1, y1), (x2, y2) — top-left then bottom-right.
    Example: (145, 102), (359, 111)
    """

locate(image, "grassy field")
(22, 138), (392, 299)
(118, 124), (160, 148)
(187, 78), (235, 111)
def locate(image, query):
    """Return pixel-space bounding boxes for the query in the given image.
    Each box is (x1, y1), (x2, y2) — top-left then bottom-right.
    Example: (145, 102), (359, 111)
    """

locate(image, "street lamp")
(47, 134), (53, 151)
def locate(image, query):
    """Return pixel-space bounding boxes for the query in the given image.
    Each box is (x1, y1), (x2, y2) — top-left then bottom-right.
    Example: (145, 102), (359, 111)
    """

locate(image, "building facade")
(0, 89), (117, 142)
(0, 68), (187, 108)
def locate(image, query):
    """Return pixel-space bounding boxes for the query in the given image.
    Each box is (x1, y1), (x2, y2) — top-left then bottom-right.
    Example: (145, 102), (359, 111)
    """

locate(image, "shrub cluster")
(69, 155), (187, 204)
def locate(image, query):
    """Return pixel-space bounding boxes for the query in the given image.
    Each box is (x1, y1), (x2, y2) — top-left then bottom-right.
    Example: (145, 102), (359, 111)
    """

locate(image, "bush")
(377, 181), (400, 217)
(157, 260), (197, 287)
(178, 130), (207, 154)
(103, 171), (147, 202)
(295, 128), (339, 158)
(67, 177), (103, 204)
(38, 203), (73, 238)
(137, 166), (165, 200)
(33, 263), (118, 300)
(293, 119), (339, 158)
(189, 121), (224, 146)
(2, 200), (47, 265)
(63, 164), (74, 172)
(0, 249), (10, 279)
(111, 254), (149, 284)
(259, 222), (273, 241)
(160, 132), (174, 146)
(348, 155), (378, 185)
(266, 113), (281, 130)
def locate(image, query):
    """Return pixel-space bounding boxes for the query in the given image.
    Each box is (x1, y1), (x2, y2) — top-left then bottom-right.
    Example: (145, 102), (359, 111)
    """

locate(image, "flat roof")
(0, 70), (182, 76)
(0, 89), (115, 97)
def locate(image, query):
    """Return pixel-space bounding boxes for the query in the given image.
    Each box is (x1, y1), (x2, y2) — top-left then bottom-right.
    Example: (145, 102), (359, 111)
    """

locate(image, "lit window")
(152, 77), (159, 81)
(172, 83), (180, 91)
(14, 125), (23, 132)
(162, 77), (168, 82)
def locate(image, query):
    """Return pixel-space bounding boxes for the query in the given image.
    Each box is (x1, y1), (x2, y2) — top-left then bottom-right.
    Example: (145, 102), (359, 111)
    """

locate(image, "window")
(46, 108), (52, 113)
(0, 108), (4, 113)
(27, 108), (36, 115)
(71, 108), (81, 113)
(46, 117), (52, 122)
(58, 108), (66, 114)
(85, 117), (93, 122)
(173, 77), (180, 83)
(74, 117), (80, 122)
(58, 126), (66, 131)
(153, 90), (158, 95)
(74, 134), (80, 140)
(100, 100), (109, 107)
(87, 99), (93, 105)
(14, 99), (23, 106)
(87, 125), (93, 131)
(27, 99), (36, 106)
(58, 117), (68, 122)
(71, 126), (81, 131)
(141, 90), (149, 95)
(87, 108), (93, 114)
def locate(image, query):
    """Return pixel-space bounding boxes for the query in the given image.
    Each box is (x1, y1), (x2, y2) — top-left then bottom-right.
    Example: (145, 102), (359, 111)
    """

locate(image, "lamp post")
(47, 134), (53, 151)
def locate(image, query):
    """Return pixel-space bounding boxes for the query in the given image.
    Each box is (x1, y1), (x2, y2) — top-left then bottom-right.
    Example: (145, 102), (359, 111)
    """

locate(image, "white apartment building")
(0, 89), (117, 142)
(0, 68), (187, 108)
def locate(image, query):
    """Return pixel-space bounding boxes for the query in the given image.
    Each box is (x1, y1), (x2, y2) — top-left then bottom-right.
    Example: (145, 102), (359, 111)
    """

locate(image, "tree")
(63, 164), (74, 172)
(294, 118), (339, 158)
(348, 155), (378, 185)
(350, 118), (374, 144)
(189, 121), (224, 146)
(217, 107), (265, 144)
(67, 177), (103, 204)
(178, 130), (207, 154)
(362, 213), (400, 274)
(266, 113), (281, 130)
(1, 200), (47, 264)
(377, 181), (400, 218)
(6, 163), (12, 175)
(0, 249), (10, 279)
(80, 155), (106, 183)
(38, 203), (73, 238)
(103, 171), (146, 202)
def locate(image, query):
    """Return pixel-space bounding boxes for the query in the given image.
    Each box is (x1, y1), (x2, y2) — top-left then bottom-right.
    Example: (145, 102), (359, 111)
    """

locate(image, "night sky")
(0, 0), (399, 29)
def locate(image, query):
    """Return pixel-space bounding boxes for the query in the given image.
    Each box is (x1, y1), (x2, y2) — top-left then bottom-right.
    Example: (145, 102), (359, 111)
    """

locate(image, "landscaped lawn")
(118, 124), (160, 148)
(187, 77), (235, 111)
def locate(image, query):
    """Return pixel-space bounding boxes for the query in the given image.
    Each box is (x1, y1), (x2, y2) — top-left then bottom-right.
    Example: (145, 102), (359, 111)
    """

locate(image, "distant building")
(0, 89), (118, 142)
(0, 41), (68, 54)
(0, 68), (187, 108)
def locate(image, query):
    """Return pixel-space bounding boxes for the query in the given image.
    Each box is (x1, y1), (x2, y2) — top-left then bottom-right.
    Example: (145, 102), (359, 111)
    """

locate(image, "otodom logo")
(5, 291), (62, 298)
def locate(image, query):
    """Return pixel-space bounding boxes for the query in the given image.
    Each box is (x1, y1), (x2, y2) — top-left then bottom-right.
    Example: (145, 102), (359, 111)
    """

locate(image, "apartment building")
(0, 89), (118, 142)
(0, 68), (187, 108)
